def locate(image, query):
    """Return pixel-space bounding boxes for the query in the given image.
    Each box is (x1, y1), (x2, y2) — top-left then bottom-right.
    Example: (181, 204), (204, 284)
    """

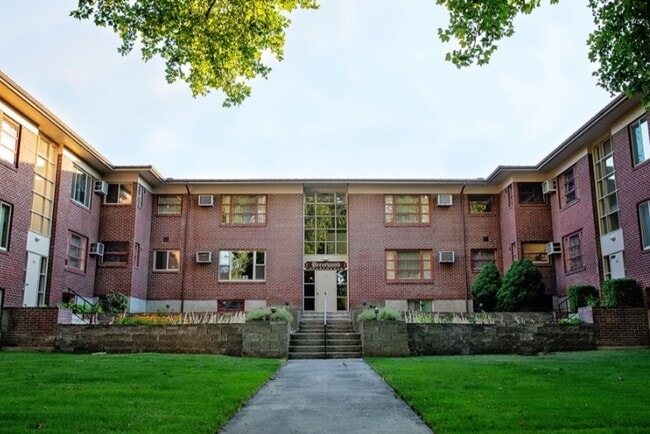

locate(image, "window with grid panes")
(221, 195), (266, 224)
(386, 250), (433, 281)
(385, 194), (430, 224)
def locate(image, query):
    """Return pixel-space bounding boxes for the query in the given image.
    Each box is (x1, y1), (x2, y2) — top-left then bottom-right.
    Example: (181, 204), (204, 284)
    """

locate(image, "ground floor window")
(101, 241), (128, 265)
(471, 249), (495, 270)
(407, 300), (432, 312)
(66, 231), (87, 273)
(219, 250), (265, 281)
(0, 201), (12, 251)
(639, 201), (650, 250)
(563, 232), (583, 272)
(153, 250), (180, 271)
(218, 300), (244, 312)
(386, 250), (433, 281)
(522, 242), (549, 264)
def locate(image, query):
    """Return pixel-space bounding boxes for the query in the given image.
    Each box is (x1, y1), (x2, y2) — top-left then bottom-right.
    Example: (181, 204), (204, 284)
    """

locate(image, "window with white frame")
(136, 184), (146, 209)
(471, 249), (495, 270)
(593, 138), (620, 234)
(71, 165), (93, 208)
(219, 250), (266, 281)
(66, 231), (87, 273)
(105, 183), (132, 205)
(386, 250), (433, 281)
(561, 166), (577, 207)
(157, 195), (182, 215)
(101, 242), (128, 265)
(630, 115), (649, 166)
(0, 115), (19, 166)
(221, 195), (266, 224)
(517, 183), (545, 204)
(0, 201), (12, 251)
(134, 242), (141, 268)
(563, 232), (583, 272)
(468, 195), (493, 213)
(639, 201), (650, 250)
(385, 195), (430, 224)
(153, 250), (180, 271)
(522, 242), (549, 264)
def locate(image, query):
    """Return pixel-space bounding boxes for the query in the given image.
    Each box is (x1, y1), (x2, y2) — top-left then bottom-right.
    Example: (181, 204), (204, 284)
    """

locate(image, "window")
(468, 195), (493, 213)
(0, 201), (12, 251)
(134, 242), (141, 267)
(564, 232), (583, 272)
(506, 185), (513, 208)
(0, 115), (19, 166)
(71, 165), (92, 208)
(561, 167), (577, 207)
(517, 183), (545, 204)
(153, 250), (180, 271)
(593, 138), (620, 234)
(219, 250), (265, 281)
(30, 137), (57, 236)
(105, 183), (132, 205)
(522, 243), (549, 264)
(386, 250), (433, 281)
(639, 201), (650, 250)
(221, 195), (266, 224)
(66, 232), (87, 272)
(101, 242), (128, 265)
(136, 184), (146, 209)
(304, 192), (347, 255)
(471, 249), (495, 270)
(630, 116), (649, 166)
(385, 194), (430, 223)
(157, 195), (182, 215)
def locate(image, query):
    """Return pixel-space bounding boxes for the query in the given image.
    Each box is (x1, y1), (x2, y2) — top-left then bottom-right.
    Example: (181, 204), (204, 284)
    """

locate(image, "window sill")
(384, 223), (431, 227)
(633, 158), (650, 171)
(65, 267), (86, 276)
(218, 280), (266, 284)
(565, 266), (586, 276)
(386, 279), (433, 284)
(468, 212), (495, 216)
(220, 223), (267, 227)
(70, 199), (92, 212)
(99, 263), (128, 268)
(560, 198), (580, 211)
(152, 269), (180, 273)
(0, 159), (18, 171)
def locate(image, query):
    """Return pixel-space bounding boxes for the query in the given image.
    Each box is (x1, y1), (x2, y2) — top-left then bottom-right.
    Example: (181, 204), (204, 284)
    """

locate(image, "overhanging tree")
(72, 1), (650, 107)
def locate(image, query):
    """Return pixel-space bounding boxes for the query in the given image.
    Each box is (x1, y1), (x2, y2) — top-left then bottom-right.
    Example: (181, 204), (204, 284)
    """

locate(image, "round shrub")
(246, 307), (293, 322)
(357, 307), (401, 322)
(496, 259), (546, 312)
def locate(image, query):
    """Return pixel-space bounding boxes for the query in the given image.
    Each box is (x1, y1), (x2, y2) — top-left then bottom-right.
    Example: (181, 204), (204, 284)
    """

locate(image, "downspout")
(180, 184), (191, 313)
(460, 184), (471, 312)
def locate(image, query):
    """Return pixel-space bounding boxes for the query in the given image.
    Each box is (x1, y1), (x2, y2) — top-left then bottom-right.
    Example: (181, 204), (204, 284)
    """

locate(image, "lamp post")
(374, 306), (380, 319)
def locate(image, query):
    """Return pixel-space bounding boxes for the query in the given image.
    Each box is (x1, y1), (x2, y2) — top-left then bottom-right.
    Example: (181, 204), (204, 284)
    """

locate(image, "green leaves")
(587, 0), (650, 107)
(71, 0), (318, 106)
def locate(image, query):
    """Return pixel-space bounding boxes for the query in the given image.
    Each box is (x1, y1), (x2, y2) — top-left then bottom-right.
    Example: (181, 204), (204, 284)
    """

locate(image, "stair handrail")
(63, 288), (100, 324)
(324, 294), (328, 359)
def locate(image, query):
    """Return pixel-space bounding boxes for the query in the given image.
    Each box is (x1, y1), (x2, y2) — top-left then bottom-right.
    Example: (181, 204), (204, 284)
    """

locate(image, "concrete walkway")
(219, 359), (433, 433)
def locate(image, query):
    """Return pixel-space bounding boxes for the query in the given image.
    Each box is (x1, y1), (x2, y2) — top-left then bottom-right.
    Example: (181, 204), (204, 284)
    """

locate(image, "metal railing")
(63, 288), (100, 324)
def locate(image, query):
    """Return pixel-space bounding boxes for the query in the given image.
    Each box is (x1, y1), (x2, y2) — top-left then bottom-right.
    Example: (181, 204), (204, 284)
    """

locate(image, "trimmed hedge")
(602, 278), (644, 308)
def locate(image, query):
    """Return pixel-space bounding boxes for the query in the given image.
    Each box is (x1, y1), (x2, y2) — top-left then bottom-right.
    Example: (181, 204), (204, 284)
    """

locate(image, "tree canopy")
(72, 0), (650, 107)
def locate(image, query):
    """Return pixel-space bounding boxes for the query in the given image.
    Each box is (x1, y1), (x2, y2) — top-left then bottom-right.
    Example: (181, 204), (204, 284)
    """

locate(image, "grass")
(367, 350), (650, 433)
(0, 352), (282, 433)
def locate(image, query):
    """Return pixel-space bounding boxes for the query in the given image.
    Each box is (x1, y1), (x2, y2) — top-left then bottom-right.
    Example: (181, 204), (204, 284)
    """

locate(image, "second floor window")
(468, 195), (493, 213)
(385, 195), (430, 224)
(0, 115), (19, 166)
(157, 195), (182, 215)
(222, 195), (266, 224)
(561, 167), (577, 207)
(71, 165), (92, 208)
(630, 115), (649, 166)
(518, 183), (545, 204)
(105, 183), (132, 205)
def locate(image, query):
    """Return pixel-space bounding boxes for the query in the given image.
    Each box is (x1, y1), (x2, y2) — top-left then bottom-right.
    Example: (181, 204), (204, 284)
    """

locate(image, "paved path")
(219, 359), (433, 434)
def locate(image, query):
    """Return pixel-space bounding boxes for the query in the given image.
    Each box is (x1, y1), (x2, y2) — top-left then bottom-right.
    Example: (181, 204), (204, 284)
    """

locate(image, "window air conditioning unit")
(94, 180), (109, 195)
(198, 194), (214, 207)
(89, 242), (105, 257)
(439, 251), (456, 264)
(541, 179), (557, 195)
(437, 194), (453, 207)
(546, 242), (561, 255)
(195, 251), (213, 264)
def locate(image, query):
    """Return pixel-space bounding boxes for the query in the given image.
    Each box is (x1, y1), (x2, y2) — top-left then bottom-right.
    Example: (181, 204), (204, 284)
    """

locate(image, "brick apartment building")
(1, 71), (648, 313)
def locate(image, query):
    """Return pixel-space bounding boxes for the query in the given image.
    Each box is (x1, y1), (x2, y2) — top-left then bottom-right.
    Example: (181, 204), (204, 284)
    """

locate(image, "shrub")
(601, 278), (644, 308)
(357, 307), (401, 322)
(245, 307), (293, 322)
(558, 317), (584, 325)
(496, 259), (546, 312)
(566, 285), (598, 312)
(102, 291), (129, 313)
(471, 262), (501, 311)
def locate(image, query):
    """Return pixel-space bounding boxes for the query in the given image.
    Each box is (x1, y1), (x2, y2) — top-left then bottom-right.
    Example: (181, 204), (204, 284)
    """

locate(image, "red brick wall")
(499, 185), (517, 271)
(95, 183), (136, 297)
(0, 307), (59, 347)
(464, 194), (503, 289)
(550, 155), (602, 296)
(48, 153), (102, 305)
(147, 194), (304, 308)
(611, 111), (650, 290)
(348, 194), (469, 308)
(131, 185), (153, 300)
(592, 307), (649, 346)
(0, 124), (36, 306)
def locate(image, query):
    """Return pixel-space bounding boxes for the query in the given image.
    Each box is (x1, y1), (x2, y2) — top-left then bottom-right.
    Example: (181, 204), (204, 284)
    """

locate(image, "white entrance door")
(23, 252), (46, 307)
(609, 252), (625, 279)
(314, 270), (337, 313)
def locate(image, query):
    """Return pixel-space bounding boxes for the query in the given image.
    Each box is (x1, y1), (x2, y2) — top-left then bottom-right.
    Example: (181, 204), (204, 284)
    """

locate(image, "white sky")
(1, 0), (614, 180)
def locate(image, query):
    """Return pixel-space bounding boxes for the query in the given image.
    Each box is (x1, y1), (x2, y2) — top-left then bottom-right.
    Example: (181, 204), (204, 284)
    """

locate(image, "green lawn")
(0, 352), (282, 433)
(368, 350), (650, 433)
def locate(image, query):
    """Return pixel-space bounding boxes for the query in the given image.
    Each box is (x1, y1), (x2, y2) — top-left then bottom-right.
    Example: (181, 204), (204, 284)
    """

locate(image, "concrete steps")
(289, 312), (362, 359)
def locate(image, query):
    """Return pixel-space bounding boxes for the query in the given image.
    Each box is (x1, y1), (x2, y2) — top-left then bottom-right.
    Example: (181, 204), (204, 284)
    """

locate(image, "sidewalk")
(219, 359), (433, 433)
